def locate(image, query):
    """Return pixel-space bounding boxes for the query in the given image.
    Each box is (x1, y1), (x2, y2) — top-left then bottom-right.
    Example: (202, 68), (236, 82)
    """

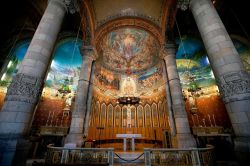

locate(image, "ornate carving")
(80, 45), (96, 60)
(217, 71), (250, 103)
(63, 0), (79, 14)
(177, 0), (190, 11)
(162, 42), (176, 58)
(5, 73), (43, 104)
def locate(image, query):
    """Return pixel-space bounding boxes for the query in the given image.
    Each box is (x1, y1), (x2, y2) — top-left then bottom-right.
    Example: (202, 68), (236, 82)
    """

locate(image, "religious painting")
(137, 65), (164, 94)
(107, 104), (113, 127)
(145, 104), (151, 127)
(100, 28), (160, 74)
(94, 65), (120, 91)
(152, 103), (158, 127)
(122, 106), (127, 127)
(137, 105), (144, 127)
(131, 106), (136, 127)
(114, 105), (121, 127)
(32, 38), (82, 128)
(0, 40), (30, 108)
(175, 36), (250, 128)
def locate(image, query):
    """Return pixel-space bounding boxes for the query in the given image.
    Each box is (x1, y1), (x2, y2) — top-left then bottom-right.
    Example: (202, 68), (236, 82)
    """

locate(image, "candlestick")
(50, 111), (54, 126)
(60, 116), (64, 126)
(56, 118), (58, 126)
(192, 115), (196, 127)
(195, 114), (201, 127)
(212, 114), (217, 126)
(208, 114), (213, 127)
(46, 111), (51, 126)
(202, 119), (206, 127)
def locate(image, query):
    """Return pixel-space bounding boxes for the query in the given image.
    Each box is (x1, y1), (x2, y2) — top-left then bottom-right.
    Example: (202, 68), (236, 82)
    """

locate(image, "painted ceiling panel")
(100, 28), (160, 74)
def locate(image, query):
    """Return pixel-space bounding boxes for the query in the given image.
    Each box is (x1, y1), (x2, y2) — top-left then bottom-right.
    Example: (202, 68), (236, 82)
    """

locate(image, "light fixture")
(118, 96), (140, 105)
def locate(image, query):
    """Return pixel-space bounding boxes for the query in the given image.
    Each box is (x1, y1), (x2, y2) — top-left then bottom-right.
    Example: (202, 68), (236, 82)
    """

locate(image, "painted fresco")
(176, 36), (250, 129)
(93, 63), (165, 98)
(101, 28), (160, 74)
(33, 38), (82, 127)
(94, 65), (120, 91)
(0, 40), (30, 108)
(0, 38), (82, 129)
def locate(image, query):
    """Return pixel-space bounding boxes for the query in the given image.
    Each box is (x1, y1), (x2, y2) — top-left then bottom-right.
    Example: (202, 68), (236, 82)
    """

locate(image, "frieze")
(217, 71), (250, 103)
(5, 73), (43, 104)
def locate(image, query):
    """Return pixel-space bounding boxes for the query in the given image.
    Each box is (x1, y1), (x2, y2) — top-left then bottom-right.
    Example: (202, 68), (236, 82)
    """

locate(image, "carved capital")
(5, 74), (43, 104)
(162, 42), (176, 58)
(63, 0), (79, 14)
(80, 46), (96, 60)
(177, 0), (190, 11)
(217, 71), (250, 103)
(50, 0), (79, 14)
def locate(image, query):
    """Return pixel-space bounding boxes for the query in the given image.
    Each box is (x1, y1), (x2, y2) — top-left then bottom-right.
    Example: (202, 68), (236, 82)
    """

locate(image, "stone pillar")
(0, 0), (70, 165)
(65, 46), (95, 147)
(163, 42), (196, 148)
(162, 61), (176, 137)
(190, 0), (250, 161)
(83, 61), (96, 136)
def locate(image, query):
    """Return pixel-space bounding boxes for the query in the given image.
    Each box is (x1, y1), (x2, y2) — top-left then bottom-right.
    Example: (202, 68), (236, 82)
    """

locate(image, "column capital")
(161, 42), (176, 59)
(177, 0), (190, 11)
(80, 45), (96, 60)
(50, 0), (79, 14)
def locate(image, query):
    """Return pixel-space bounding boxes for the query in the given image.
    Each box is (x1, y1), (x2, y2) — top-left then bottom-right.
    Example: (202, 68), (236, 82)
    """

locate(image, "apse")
(87, 27), (170, 148)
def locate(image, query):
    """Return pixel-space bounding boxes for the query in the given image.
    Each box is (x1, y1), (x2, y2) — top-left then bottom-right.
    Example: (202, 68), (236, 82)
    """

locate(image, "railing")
(45, 145), (114, 165)
(144, 145), (215, 166)
(40, 126), (69, 136)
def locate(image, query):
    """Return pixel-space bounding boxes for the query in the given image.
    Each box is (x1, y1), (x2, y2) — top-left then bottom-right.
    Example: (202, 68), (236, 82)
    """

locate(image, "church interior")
(0, 0), (250, 165)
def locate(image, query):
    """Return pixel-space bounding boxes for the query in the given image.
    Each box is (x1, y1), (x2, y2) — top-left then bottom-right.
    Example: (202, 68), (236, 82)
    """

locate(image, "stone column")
(65, 46), (95, 147)
(0, 0), (71, 165)
(190, 0), (250, 160)
(162, 61), (176, 137)
(163, 42), (196, 148)
(83, 61), (96, 136)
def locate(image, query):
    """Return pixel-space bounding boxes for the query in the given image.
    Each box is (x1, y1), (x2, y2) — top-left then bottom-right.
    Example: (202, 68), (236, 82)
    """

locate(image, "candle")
(50, 112), (54, 126)
(208, 115), (213, 127)
(202, 119), (206, 127)
(46, 111), (51, 126)
(212, 114), (217, 126)
(192, 115), (196, 127)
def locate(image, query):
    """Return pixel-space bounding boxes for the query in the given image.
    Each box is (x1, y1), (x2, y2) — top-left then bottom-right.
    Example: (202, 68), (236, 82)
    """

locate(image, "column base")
(64, 133), (84, 147)
(0, 137), (31, 166)
(172, 133), (197, 148)
(234, 137), (250, 165)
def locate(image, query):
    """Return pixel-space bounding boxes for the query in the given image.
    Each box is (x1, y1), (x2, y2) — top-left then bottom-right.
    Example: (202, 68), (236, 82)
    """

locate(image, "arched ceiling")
(82, 0), (176, 42)
(99, 28), (161, 74)
(91, 0), (165, 28)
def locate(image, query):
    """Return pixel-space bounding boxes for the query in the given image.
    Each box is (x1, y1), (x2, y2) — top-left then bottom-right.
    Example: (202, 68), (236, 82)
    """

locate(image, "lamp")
(118, 96), (140, 105)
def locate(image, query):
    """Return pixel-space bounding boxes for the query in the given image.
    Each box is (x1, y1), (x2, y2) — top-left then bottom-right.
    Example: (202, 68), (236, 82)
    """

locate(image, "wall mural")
(100, 28), (160, 74)
(0, 38), (82, 130)
(0, 40), (30, 108)
(33, 38), (82, 128)
(176, 36), (250, 129)
(93, 63), (165, 98)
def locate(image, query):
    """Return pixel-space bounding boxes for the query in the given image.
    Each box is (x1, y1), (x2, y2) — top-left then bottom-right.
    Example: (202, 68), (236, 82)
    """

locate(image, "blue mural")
(0, 37), (83, 104)
(45, 38), (82, 93)
(0, 40), (30, 85)
(176, 36), (250, 90)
